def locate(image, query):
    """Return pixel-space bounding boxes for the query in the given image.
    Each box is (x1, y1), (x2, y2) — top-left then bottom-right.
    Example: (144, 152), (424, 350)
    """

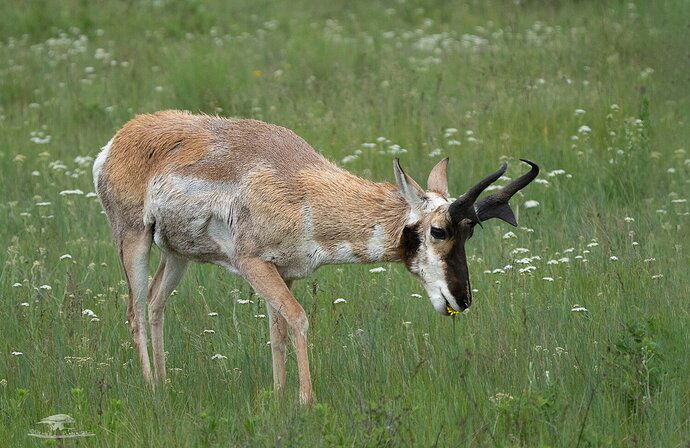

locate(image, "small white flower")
(12, 282), (22, 288)
(410, 293), (423, 299)
(369, 267), (386, 273)
(503, 231), (517, 239)
(91, 318), (100, 322)
(333, 298), (347, 304)
(519, 266), (536, 273)
(59, 254), (73, 260)
(511, 247), (530, 255)
(578, 125), (592, 134)
(558, 257), (570, 263)
(644, 258), (655, 263)
(82, 309), (97, 318)
(236, 299), (253, 305)
(402, 321), (412, 327)
(59, 189), (84, 196)
(11, 351), (23, 356)
(35, 202), (51, 206)
(210, 354), (227, 360)
(671, 198), (687, 203)
(610, 256), (618, 261)
(651, 274), (663, 279)
(254, 314), (266, 319)
(39, 284), (52, 290)
(587, 242), (599, 247)
(542, 277), (554, 282)
(564, 248), (575, 253)
(571, 305), (588, 312)
(20, 302), (29, 307)
(624, 217), (635, 223)
(547, 169), (566, 177)
(203, 329), (215, 334)
(574, 109), (586, 116)
(547, 259), (558, 265)
(524, 200), (540, 209)
(208, 312), (219, 317)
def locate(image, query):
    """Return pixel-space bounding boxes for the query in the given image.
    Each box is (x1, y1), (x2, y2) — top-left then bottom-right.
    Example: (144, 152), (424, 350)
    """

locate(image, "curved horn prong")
(449, 162), (507, 224)
(474, 159), (540, 226)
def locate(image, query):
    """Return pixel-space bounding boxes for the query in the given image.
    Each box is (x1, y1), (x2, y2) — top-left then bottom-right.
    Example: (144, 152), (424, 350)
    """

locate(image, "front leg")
(239, 259), (313, 405)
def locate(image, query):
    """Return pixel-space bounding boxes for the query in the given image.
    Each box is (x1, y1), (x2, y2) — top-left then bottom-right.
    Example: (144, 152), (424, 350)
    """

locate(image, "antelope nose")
(459, 296), (471, 310)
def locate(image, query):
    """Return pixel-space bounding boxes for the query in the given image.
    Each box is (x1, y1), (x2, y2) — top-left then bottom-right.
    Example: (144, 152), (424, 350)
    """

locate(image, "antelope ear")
(427, 157), (449, 197)
(393, 158), (425, 209)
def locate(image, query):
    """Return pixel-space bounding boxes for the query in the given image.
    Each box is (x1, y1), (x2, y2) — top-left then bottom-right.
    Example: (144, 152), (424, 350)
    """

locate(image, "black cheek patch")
(400, 224), (421, 269)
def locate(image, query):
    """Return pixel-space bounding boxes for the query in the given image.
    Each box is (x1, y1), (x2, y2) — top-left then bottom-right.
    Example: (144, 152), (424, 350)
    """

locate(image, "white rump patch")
(92, 138), (113, 191)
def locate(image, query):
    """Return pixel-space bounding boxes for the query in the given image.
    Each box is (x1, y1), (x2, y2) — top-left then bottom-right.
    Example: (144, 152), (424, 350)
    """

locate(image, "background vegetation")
(1, 0), (688, 446)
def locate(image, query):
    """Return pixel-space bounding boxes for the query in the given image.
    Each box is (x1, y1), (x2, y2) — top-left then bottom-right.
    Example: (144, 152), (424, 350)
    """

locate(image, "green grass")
(1, 0), (689, 446)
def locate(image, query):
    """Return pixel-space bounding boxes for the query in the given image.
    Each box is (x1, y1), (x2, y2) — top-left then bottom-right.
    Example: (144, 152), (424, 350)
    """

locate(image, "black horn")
(449, 162), (507, 224)
(474, 159), (540, 226)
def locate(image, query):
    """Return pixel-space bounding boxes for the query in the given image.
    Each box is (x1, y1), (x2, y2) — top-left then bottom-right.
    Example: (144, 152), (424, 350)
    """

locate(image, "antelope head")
(394, 158), (539, 315)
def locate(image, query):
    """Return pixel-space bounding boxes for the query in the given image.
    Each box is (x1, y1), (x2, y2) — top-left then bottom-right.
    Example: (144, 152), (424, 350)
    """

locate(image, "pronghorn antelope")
(93, 110), (538, 404)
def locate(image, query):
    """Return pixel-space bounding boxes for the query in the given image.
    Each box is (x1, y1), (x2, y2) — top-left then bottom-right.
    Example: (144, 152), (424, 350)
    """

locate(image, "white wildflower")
(20, 302), (29, 307)
(210, 354), (227, 360)
(59, 189), (84, 196)
(574, 109), (586, 116)
(59, 254), (73, 260)
(39, 284), (52, 290)
(578, 125), (592, 134)
(369, 267), (386, 273)
(208, 312), (219, 317)
(610, 256), (618, 261)
(13, 282), (23, 288)
(11, 351), (23, 356)
(524, 200), (539, 208)
(203, 329), (215, 334)
(503, 231), (517, 239)
(624, 216), (635, 223)
(571, 305), (588, 312)
(542, 277), (554, 282)
(333, 298), (347, 304)
(410, 293), (423, 299)
(236, 299), (253, 305)
(82, 309), (97, 318)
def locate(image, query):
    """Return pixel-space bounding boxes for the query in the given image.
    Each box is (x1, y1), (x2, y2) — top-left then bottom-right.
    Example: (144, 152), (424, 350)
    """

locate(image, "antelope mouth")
(440, 291), (461, 316)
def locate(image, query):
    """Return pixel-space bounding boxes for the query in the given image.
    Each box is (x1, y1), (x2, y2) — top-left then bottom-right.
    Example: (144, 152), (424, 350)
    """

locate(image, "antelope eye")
(430, 226), (447, 240)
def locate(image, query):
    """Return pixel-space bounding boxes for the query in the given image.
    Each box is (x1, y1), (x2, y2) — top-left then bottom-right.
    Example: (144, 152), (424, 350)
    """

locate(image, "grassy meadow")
(1, 0), (689, 446)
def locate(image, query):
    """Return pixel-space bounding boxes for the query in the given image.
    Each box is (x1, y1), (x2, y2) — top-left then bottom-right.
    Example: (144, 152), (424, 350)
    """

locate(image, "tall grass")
(1, 0), (688, 446)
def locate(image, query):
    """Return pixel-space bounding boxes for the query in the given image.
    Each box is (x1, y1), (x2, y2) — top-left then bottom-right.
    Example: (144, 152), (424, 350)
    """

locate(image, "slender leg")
(266, 280), (291, 395)
(239, 259), (313, 405)
(148, 254), (188, 383)
(148, 255), (167, 305)
(119, 229), (154, 383)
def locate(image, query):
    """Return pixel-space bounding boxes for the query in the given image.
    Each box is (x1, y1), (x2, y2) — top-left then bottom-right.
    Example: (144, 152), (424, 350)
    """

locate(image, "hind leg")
(148, 254), (188, 383)
(119, 228), (154, 383)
